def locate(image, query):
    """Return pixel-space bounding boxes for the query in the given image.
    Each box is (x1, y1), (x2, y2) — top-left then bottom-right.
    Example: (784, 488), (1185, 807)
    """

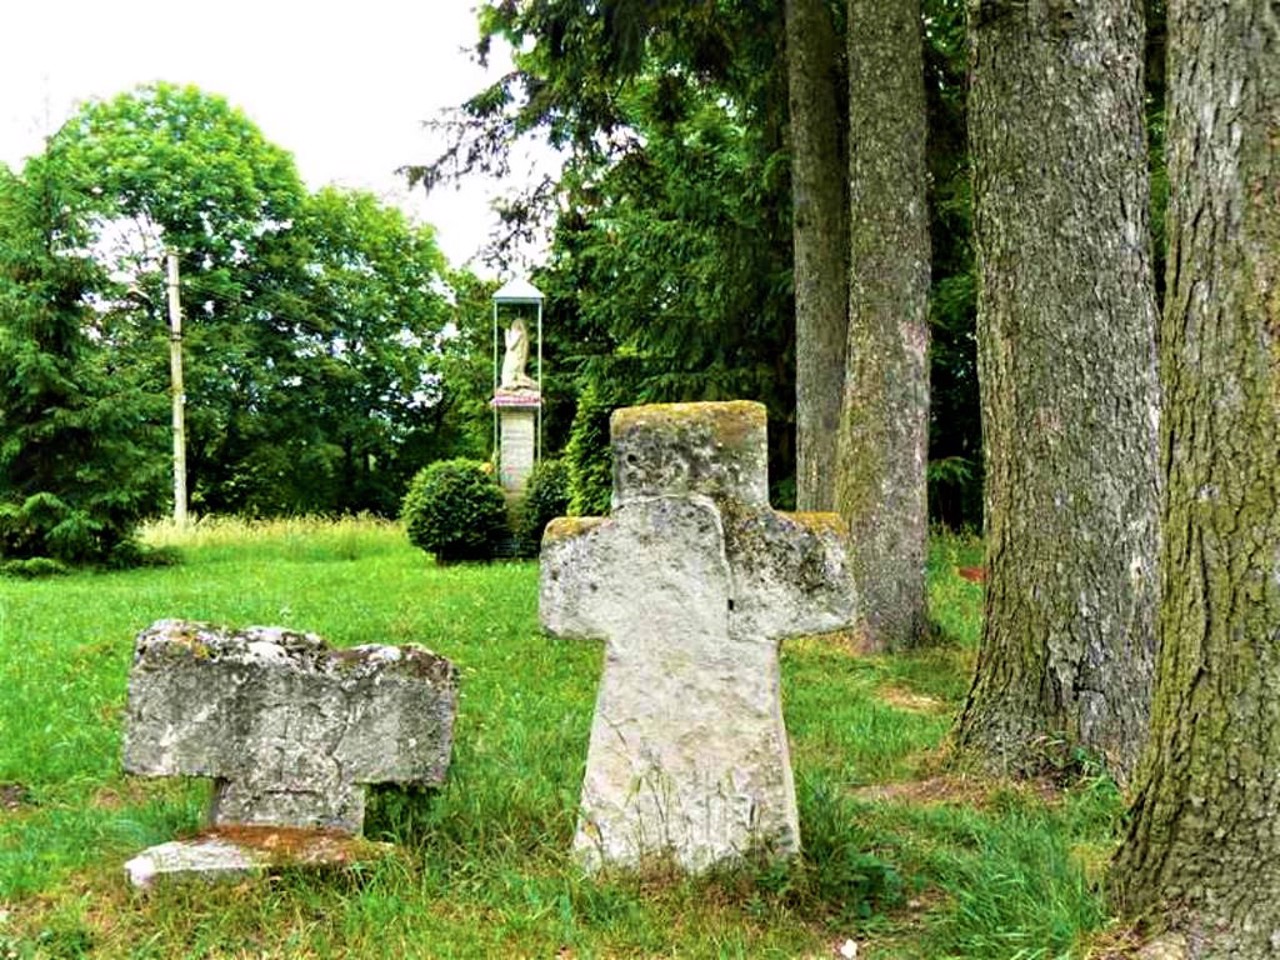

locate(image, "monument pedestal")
(492, 389), (541, 494)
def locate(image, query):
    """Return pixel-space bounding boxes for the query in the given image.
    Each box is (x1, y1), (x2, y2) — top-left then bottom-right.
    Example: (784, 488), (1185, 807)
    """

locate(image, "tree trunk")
(951, 0), (1161, 782)
(834, 0), (930, 649)
(1110, 1), (1279, 950)
(786, 0), (848, 513)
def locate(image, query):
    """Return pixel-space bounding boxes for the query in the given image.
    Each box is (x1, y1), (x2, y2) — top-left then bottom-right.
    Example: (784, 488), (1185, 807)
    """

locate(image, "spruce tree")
(0, 147), (162, 566)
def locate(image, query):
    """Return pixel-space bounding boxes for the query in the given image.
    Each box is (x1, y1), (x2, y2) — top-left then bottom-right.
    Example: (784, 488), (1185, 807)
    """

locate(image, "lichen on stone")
(543, 516), (609, 543)
(124, 619), (459, 837)
(611, 400), (765, 446)
(781, 511), (850, 538)
(539, 400), (855, 874)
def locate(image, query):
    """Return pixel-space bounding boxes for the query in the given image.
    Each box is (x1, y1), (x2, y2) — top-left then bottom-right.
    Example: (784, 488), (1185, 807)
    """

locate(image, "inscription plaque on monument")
(498, 405), (537, 491)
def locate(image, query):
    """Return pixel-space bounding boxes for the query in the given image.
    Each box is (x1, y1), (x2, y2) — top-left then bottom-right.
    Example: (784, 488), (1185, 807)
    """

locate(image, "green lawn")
(0, 518), (1123, 958)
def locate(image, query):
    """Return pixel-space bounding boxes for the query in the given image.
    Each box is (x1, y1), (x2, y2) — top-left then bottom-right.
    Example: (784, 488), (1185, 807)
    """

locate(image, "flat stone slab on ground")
(125, 827), (394, 890)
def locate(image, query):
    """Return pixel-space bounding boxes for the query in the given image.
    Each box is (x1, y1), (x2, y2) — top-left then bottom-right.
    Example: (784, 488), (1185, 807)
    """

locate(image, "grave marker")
(122, 620), (458, 887)
(541, 401), (855, 872)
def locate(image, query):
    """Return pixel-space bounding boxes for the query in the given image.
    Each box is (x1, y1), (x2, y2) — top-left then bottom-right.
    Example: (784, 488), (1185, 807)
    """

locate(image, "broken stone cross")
(123, 620), (458, 835)
(540, 401), (855, 873)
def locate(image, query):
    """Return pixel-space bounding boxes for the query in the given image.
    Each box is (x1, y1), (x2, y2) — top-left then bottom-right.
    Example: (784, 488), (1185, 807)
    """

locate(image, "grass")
(0, 519), (1126, 958)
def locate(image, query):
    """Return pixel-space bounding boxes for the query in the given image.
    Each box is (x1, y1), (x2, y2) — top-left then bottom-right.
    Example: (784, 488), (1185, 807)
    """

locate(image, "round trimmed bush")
(401, 459), (509, 562)
(515, 458), (570, 557)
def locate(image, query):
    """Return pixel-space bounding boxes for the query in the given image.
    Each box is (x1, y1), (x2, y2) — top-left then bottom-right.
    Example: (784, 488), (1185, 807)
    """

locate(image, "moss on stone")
(543, 516), (608, 544)
(611, 401), (766, 450)
(780, 511), (849, 537)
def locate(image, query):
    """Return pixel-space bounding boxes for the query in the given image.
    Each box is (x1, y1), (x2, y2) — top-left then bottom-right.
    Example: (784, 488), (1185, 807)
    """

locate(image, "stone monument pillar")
(492, 392), (540, 492)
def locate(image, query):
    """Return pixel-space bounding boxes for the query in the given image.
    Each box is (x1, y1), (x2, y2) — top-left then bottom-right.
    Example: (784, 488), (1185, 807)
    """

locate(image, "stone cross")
(123, 620), (458, 835)
(540, 401), (854, 873)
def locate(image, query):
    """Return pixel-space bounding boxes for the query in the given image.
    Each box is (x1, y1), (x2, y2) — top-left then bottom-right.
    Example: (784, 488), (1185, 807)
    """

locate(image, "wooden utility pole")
(165, 251), (188, 526)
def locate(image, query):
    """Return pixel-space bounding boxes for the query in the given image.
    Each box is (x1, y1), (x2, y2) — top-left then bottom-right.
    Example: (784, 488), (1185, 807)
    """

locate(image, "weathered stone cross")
(541, 401), (854, 872)
(123, 620), (458, 835)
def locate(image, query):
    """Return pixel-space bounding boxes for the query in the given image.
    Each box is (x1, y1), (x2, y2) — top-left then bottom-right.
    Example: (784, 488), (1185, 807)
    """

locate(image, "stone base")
(124, 826), (393, 890)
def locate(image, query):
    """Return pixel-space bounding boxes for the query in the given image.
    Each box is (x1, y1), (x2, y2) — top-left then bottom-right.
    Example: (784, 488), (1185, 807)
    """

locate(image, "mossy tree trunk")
(951, 0), (1161, 782)
(833, 0), (931, 650)
(787, 0), (848, 513)
(1110, 1), (1279, 949)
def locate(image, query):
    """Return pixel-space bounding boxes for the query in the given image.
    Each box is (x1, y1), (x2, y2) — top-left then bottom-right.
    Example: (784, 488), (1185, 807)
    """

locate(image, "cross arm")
(540, 516), (612, 641)
(330, 645), (458, 786)
(122, 621), (254, 780)
(725, 509), (856, 640)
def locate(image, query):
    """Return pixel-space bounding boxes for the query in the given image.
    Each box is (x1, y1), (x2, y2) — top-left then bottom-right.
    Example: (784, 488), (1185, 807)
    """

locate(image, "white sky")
(0, 0), (541, 273)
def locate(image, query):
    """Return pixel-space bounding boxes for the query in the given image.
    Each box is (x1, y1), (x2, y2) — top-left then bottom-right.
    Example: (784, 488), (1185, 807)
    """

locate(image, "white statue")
(500, 316), (537, 389)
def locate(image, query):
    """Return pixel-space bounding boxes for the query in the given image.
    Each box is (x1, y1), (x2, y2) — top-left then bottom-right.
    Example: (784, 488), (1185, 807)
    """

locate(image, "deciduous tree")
(49, 85), (458, 516)
(1110, 0), (1279, 946)
(835, 0), (931, 648)
(952, 0), (1161, 782)
(51, 83), (308, 514)
(240, 186), (452, 516)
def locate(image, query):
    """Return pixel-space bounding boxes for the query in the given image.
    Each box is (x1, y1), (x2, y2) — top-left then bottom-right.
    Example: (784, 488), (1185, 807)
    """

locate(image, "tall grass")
(0, 519), (1122, 958)
(140, 514), (402, 563)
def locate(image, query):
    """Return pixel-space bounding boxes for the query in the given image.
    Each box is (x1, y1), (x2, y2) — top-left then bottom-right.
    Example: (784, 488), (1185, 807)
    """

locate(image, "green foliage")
(433, 270), (501, 463)
(536, 36), (798, 490)
(922, 0), (983, 531)
(401, 459), (509, 562)
(910, 792), (1113, 957)
(797, 779), (906, 920)
(224, 186), (454, 516)
(0, 556), (70, 579)
(20, 84), (467, 519)
(925, 529), (985, 648)
(564, 382), (616, 516)
(421, 2), (797, 493)
(46, 83), (309, 517)
(420, 1), (992, 525)
(0, 495), (102, 568)
(515, 458), (570, 556)
(0, 151), (164, 567)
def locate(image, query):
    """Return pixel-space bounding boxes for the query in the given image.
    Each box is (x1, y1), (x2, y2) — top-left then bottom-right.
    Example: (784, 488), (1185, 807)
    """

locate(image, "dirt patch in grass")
(851, 774), (1064, 809)
(852, 774), (985, 807)
(876, 685), (948, 714)
(1079, 922), (1149, 959)
(1, 782), (31, 811)
(89, 779), (160, 811)
(789, 628), (879, 658)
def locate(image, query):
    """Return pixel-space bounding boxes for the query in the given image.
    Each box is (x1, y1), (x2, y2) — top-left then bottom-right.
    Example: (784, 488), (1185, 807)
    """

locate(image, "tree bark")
(951, 0), (1161, 782)
(787, 0), (848, 513)
(1110, 1), (1280, 950)
(834, 0), (930, 649)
